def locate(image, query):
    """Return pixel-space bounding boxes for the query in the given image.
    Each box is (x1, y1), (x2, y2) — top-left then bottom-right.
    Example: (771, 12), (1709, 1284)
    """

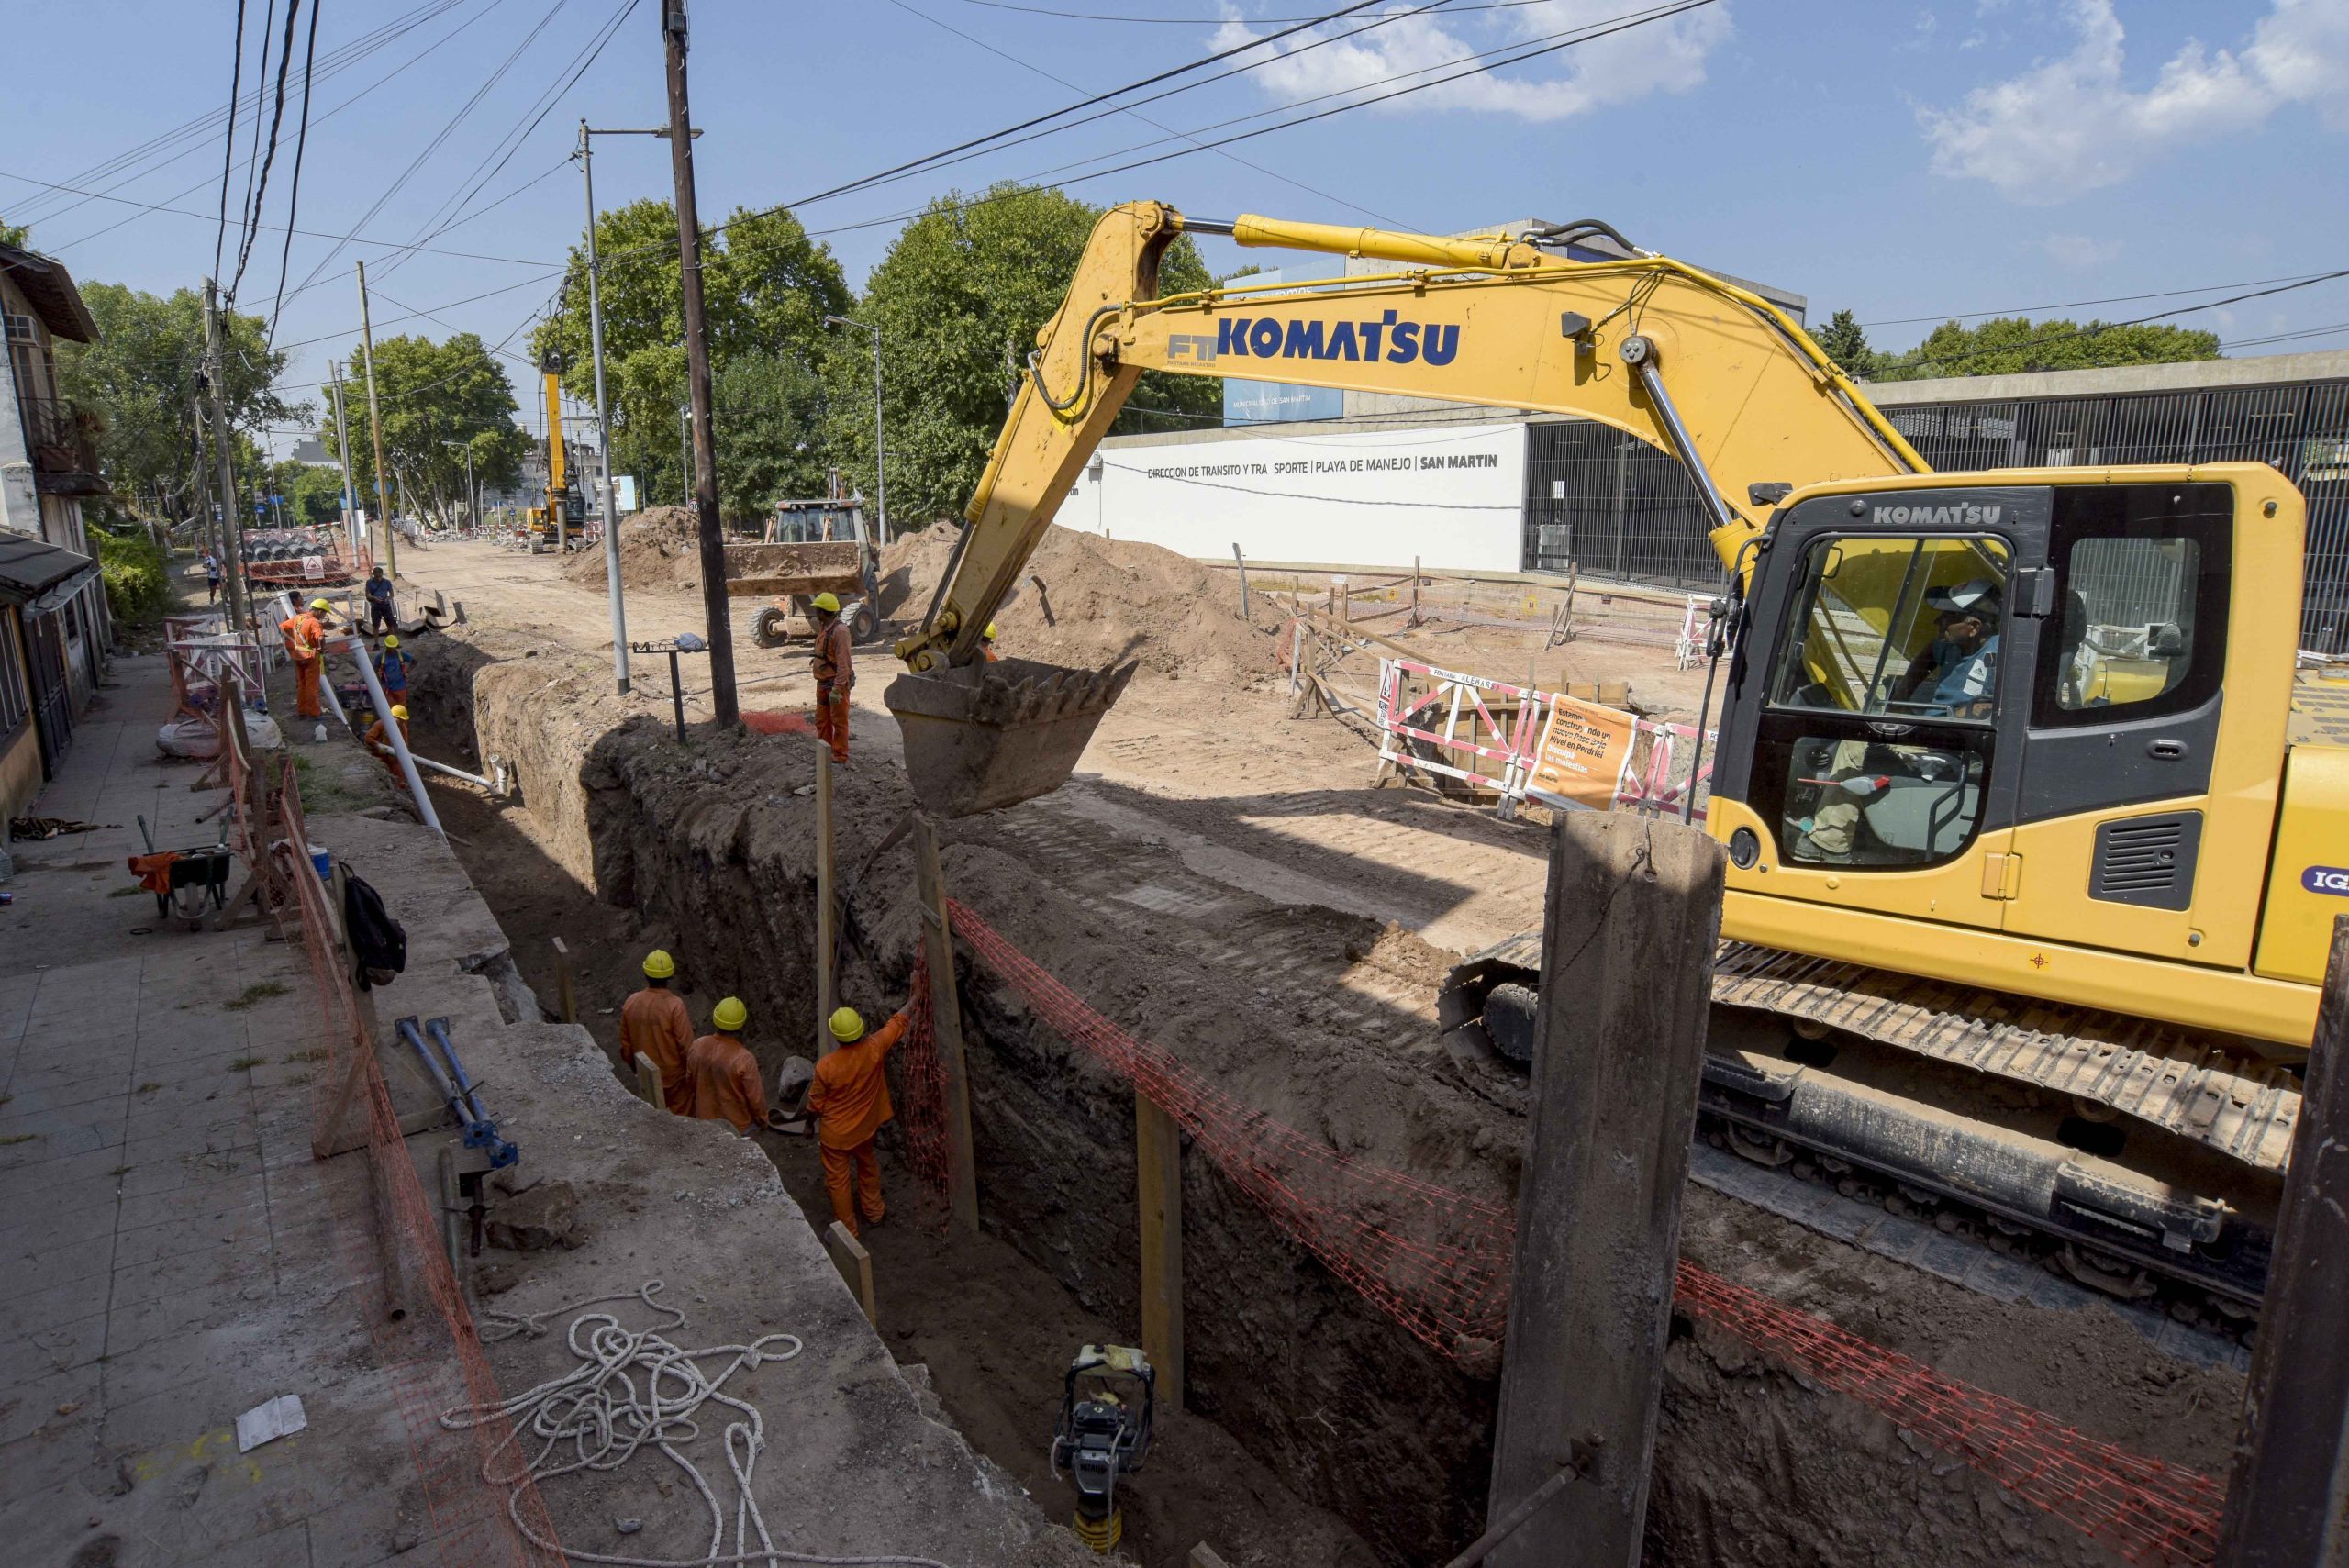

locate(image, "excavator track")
(1442, 934), (2298, 1323)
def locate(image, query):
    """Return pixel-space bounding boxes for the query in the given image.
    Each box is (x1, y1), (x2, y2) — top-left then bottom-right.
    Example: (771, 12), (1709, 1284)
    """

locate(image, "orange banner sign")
(1526, 695), (1637, 808)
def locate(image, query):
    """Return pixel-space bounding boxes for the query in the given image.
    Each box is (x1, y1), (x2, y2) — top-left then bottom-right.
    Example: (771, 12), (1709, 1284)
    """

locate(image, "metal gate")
(26, 610), (71, 779)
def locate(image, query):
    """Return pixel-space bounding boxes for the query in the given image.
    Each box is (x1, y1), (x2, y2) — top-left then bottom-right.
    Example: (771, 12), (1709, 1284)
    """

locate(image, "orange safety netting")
(216, 667), (566, 1568)
(911, 897), (2226, 1568)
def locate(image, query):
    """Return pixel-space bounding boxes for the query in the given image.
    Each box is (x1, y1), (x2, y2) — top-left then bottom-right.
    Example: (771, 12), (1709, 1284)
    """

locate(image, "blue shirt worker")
(364, 564), (397, 633)
(1915, 579), (2001, 717)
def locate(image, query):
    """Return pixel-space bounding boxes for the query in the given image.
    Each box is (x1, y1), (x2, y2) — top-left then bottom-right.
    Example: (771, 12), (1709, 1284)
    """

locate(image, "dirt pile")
(562, 505), (706, 593)
(878, 522), (1275, 681)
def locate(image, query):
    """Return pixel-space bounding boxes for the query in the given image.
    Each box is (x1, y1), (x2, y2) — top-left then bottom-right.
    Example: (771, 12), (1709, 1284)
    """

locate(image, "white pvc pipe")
(340, 629), (443, 841)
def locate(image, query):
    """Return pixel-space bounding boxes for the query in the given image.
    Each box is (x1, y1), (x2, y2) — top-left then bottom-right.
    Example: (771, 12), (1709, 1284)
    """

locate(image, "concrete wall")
(1066, 419), (1528, 572)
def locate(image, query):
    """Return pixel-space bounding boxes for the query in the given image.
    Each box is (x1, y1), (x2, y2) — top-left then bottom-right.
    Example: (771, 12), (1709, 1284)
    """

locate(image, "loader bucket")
(884, 656), (1139, 817)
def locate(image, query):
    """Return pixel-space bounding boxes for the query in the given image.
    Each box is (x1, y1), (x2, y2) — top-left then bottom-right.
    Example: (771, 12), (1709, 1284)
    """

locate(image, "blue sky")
(4, 0), (2343, 446)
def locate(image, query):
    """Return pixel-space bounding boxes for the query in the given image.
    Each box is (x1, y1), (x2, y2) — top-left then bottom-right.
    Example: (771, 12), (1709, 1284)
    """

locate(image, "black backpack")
(342, 872), (407, 989)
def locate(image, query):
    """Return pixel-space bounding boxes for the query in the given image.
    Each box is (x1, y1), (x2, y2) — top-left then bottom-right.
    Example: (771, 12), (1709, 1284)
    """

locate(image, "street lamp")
(441, 439), (477, 537)
(570, 121), (693, 694)
(823, 314), (887, 541)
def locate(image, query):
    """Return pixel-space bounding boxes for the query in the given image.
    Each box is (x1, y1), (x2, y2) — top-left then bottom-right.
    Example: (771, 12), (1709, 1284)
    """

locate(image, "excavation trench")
(407, 625), (2246, 1568)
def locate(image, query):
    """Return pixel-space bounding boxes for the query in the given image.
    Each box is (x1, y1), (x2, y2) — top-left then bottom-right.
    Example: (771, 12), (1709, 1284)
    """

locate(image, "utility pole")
(356, 261), (396, 576)
(678, 403), (692, 506)
(575, 118), (683, 695)
(202, 279), (252, 639)
(824, 314), (888, 542)
(188, 384), (223, 590)
(661, 0), (738, 726)
(328, 361), (360, 560)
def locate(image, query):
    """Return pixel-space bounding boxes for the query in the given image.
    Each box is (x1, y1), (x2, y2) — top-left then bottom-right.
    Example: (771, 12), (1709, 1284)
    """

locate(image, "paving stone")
(0, 1232), (117, 1302)
(0, 1360), (107, 1445)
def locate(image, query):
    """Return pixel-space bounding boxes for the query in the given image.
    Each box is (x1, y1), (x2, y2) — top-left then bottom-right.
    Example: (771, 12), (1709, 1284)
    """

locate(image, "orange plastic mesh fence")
(917, 898), (2226, 1568)
(267, 752), (568, 1566)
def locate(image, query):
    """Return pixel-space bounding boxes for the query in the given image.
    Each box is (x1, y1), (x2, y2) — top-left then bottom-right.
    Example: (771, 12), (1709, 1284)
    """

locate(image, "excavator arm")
(899, 200), (1923, 675)
(886, 200), (1925, 817)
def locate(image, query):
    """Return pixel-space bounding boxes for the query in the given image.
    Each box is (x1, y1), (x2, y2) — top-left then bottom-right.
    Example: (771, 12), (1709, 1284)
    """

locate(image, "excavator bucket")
(884, 656), (1138, 817)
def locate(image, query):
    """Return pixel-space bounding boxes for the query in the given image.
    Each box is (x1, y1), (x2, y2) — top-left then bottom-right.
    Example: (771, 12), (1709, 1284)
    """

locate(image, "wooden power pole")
(202, 279), (251, 639)
(1485, 812), (1724, 1568)
(660, 0), (738, 727)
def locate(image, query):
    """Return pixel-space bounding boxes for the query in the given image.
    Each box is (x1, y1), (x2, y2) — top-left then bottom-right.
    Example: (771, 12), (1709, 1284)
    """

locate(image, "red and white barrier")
(1375, 658), (1546, 798)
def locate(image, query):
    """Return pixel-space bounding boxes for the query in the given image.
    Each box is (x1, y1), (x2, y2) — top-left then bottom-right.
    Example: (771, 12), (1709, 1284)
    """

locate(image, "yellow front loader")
(886, 201), (2347, 1322)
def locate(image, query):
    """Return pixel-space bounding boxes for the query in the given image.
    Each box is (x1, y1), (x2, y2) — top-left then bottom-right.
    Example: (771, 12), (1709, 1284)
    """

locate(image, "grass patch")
(288, 751), (368, 813)
(222, 981), (290, 1011)
(282, 1047), (329, 1064)
(109, 1165), (130, 1177)
(0, 1133), (39, 1147)
(136, 1082), (161, 1095)
(227, 1055), (265, 1072)
(109, 884), (148, 898)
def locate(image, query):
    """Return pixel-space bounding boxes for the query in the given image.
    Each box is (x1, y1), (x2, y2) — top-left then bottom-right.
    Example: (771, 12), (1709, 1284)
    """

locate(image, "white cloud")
(1919, 0), (2349, 202)
(1207, 0), (1733, 126)
(2032, 232), (2122, 269)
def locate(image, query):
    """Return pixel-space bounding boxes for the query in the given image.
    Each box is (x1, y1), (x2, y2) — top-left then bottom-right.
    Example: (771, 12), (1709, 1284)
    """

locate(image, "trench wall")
(411, 627), (2243, 1568)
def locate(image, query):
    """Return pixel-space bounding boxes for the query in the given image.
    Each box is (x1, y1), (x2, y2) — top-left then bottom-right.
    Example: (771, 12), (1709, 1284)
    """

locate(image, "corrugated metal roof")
(0, 530), (99, 612)
(0, 244), (101, 344)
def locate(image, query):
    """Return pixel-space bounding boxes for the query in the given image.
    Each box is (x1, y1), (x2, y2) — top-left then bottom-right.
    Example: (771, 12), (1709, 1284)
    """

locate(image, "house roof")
(0, 244), (101, 344)
(0, 530), (99, 614)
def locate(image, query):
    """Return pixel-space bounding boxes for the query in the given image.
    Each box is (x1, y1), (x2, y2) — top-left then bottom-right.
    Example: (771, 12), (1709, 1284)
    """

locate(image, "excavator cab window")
(1759, 535), (2011, 868)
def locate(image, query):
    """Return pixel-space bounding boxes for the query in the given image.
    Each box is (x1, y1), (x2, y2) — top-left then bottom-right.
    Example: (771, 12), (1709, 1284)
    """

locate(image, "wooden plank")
(633, 1051), (664, 1110)
(826, 1220), (877, 1326)
(1136, 1091), (1185, 1412)
(2217, 914), (2349, 1568)
(552, 936), (577, 1024)
(1486, 812), (1725, 1568)
(912, 813), (981, 1235)
(815, 748), (838, 1059)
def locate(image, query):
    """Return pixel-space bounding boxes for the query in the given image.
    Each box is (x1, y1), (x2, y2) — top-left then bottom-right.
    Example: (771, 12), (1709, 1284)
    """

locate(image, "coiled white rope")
(442, 1280), (954, 1568)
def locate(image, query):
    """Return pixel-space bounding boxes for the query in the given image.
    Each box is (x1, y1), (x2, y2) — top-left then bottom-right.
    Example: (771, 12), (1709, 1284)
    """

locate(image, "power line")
(266, 0), (326, 341)
(955, 0), (1555, 19)
(1863, 270), (2346, 329)
(214, 0), (251, 280)
(228, 0), (306, 306)
(1898, 267), (2349, 373)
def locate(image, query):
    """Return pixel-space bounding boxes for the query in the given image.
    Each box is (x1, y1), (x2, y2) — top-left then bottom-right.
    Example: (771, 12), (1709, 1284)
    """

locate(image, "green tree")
(0, 219), (30, 250)
(713, 350), (829, 517)
(829, 183), (1222, 528)
(1810, 308), (1880, 379)
(53, 282), (306, 517)
(532, 199), (851, 516)
(278, 461), (349, 526)
(1875, 317), (2221, 381)
(322, 332), (525, 523)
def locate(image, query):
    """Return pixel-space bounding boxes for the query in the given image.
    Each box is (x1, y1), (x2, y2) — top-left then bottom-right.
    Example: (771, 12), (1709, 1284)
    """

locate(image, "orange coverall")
(808, 1010), (907, 1235)
(281, 611), (326, 717)
(685, 1030), (767, 1133)
(812, 616), (852, 762)
(620, 986), (695, 1116)
(362, 715), (410, 775)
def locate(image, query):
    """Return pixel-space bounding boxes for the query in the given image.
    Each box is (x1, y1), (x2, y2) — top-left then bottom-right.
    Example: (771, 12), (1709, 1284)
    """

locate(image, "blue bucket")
(308, 845), (331, 881)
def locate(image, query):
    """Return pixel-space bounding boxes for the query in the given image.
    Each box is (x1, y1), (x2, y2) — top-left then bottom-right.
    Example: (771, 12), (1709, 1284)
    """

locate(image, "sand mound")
(562, 506), (705, 593)
(877, 522), (1273, 679)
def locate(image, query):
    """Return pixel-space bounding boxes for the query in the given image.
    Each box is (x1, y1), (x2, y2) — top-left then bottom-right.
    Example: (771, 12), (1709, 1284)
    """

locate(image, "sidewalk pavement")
(0, 651), (444, 1568)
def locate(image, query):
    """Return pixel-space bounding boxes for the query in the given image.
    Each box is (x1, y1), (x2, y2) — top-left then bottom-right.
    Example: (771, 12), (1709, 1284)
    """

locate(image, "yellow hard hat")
(641, 949), (676, 979)
(983, 622), (997, 640)
(829, 1006), (865, 1043)
(383, 634), (400, 649)
(390, 704), (409, 721)
(811, 591), (841, 615)
(713, 996), (748, 1031)
(310, 597), (333, 613)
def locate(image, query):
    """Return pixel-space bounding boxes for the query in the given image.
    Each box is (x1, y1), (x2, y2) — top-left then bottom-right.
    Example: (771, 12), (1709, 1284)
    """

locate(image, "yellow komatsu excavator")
(529, 351), (582, 553)
(884, 201), (2349, 1321)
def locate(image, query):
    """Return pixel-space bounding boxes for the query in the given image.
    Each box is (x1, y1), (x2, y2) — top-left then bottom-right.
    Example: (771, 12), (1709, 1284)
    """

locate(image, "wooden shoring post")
(1231, 543), (1252, 622)
(1411, 554), (1421, 628)
(815, 746), (838, 1059)
(1485, 812), (1724, 1568)
(633, 1051), (664, 1110)
(1136, 1089), (1185, 1411)
(911, 813), (981, 1234)
(2217, 914), (2349, 1568)
(827, 1220), (878, 1326)
(552, 936), (577, 1024)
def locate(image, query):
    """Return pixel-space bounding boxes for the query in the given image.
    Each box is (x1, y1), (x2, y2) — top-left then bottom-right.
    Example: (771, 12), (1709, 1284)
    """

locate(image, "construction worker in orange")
(621, 950), (695, 1115)
(808, 1002), (908, 1237)
(685, 996), (773, 1133)
(281, 596), (334, 718)
(809, 591), (852, 763)
(362, 704), (411, 774)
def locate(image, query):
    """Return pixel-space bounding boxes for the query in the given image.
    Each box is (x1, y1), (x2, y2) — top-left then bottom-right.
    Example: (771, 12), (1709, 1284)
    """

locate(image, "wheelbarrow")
(128, 814), (234, 929)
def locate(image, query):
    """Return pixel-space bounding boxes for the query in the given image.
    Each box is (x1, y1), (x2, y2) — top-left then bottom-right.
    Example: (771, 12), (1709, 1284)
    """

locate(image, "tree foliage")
(53, 282), (305, 517)
(531, 199), (850, 519)
(827, 184), (1221, 528)
(1870, 317), (2221, 380)
(323, 332), (525, 523)
(1810, 308), (1880, 379)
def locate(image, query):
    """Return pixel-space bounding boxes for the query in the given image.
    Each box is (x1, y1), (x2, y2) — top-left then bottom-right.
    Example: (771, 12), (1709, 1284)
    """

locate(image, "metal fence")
(1522, 381), (2349, 651)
